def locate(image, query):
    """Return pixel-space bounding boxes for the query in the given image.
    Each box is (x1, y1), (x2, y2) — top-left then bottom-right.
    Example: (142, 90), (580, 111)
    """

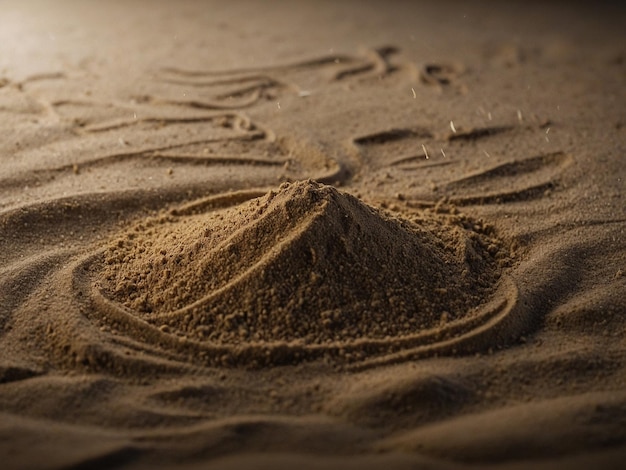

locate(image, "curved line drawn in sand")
(3, 69), (273, 133)
(349, 126), (435, 173)
(351, 123), (522, 167)
(0, 73), (72, 121)
(1, 126), (269, 190)
(352, 127), (433, 146)
(161, 46), (400, 80)
(55, 180), (523, 370)
(416, 62), (466, 92)
(127, 92), (267, 112)
(157, 46), (410, 104)
(444, 151), (573, 205)
(348, 121), (569, 202)
(443, 125), (515, 142)
(44, 97), (265, 134)
(0, 72), (67, 91)
(349, 123), (512, 173)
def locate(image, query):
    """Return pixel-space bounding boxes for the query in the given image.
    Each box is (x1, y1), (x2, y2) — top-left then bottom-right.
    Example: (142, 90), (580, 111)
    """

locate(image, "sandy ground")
(1, 1), (625, 469)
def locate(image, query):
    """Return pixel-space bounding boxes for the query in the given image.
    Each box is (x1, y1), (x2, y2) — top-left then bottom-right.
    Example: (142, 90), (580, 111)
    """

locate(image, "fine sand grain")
(1, 1), (625, 469)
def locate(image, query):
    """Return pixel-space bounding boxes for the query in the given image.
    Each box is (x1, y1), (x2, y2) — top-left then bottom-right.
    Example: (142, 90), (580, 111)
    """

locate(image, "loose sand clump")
(100, 180), (509, 344)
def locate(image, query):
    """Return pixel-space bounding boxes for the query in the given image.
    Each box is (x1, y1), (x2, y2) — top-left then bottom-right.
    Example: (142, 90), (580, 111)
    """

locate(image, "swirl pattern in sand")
(3, 4), (625, 467)
(92, 180), (513, 366)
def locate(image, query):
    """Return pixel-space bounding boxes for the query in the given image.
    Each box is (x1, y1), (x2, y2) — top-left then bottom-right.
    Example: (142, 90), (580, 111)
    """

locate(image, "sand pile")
(100, 180), (508, 345)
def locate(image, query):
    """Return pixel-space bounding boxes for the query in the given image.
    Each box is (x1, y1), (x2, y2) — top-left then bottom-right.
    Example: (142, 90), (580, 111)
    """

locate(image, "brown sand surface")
(0, 1), (625, 468)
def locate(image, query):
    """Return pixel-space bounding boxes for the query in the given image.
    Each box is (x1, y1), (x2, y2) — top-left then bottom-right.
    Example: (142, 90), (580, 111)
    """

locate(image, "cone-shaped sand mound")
(100, 180), (509, 346)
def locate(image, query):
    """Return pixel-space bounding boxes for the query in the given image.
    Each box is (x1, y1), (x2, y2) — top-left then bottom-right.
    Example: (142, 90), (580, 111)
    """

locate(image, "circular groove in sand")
(83, 267), (519, 369)
(84, 180), (517, 367)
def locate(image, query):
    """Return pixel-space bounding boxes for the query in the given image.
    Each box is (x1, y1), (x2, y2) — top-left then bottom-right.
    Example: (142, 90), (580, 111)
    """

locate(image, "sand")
(0, 1), (625, 469)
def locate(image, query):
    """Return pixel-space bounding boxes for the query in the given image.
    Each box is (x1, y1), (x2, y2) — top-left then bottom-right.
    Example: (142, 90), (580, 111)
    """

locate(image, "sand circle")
(98, 180), (510, 358)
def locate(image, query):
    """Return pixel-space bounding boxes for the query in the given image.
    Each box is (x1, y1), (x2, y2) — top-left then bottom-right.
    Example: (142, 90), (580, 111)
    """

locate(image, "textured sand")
(1, 1), (625, 469)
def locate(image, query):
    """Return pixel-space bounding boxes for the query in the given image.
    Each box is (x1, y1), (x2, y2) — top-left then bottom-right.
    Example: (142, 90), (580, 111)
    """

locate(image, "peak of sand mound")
(100, 180), (508, 346)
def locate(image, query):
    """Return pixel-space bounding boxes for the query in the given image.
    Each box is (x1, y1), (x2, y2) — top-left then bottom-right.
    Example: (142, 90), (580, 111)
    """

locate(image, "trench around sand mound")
(99, 180), (510, 356)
